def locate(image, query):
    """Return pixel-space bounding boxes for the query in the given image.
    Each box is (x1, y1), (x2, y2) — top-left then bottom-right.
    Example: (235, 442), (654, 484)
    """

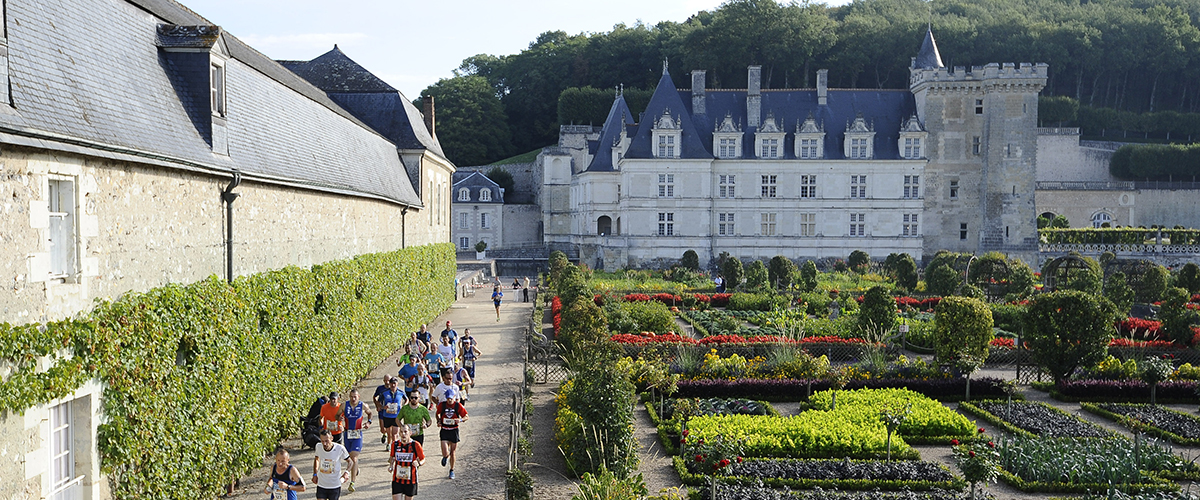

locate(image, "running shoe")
(442, 456), (448, 467)
(381, 435), (387, 445)
(448, 470), (455, 479)
(347, 482), (355, 493)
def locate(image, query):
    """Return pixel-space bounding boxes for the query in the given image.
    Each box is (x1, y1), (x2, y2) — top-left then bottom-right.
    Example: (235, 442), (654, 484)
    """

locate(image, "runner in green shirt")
(397, 391), (433, 445)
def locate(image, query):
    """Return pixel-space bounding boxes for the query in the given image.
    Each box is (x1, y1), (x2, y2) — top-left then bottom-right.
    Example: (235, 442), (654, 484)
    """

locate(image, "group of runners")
(264, 320), (482, 500)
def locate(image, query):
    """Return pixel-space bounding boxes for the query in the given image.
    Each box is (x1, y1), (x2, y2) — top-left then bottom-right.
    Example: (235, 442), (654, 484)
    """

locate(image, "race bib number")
(319, 458), (334, 474)
(271, 486), (286, 500)
(386, 403), (398, 414)
(325, 421), (338, 432)
(397, 465), (412, 481)
(442, 417), (457, 426)
(345, 429), (363, 440)
(409, 423), (421, 435)
(394, 451), (414, 462)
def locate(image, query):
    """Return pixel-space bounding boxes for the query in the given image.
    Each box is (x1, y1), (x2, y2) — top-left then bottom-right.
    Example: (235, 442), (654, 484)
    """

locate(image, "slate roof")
(585, 94), (635, 171)
(0, 0), (422, 207)
(914, 27), (945, 69)
(282, 47), (446, 158)
(622, 69), (713, 161)
(452, 171), (503, 204)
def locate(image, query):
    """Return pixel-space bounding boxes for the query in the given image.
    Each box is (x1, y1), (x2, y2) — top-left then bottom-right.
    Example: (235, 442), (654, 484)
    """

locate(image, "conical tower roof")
(914, 27), (945, 69)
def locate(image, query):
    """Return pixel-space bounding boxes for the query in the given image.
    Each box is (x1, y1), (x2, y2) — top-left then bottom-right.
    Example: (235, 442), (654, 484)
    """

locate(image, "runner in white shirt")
(312, 430), (350, 500)
(431, 367), (457, 405)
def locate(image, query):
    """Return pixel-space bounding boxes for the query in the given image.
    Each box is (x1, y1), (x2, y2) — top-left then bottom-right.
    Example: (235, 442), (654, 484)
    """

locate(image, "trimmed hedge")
(1081, 402), (1200, 446)
(1, 243), (456, 500)
(672, 456), (967, 492)
(1040, 228), (1200, 245)
(1050, 379), (1200, 403)
(674, 377), (1014, 402)
(1110, 142), (1200, 181)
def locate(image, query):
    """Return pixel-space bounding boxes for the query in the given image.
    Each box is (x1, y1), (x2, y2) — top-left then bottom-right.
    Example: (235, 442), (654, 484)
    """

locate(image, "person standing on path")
(338, 389), (372, 492)
(319, 392), (344, 445)
(491, 286), (503, 321)
(388, 424), (426, 500)
(436, 389), (469, 479)
(264, 447), (305, 500)
(312, 430), (350, 500)
(373, 375), (394, 445)
(397, 391), (433, 445)
(377, 378), (405, 451)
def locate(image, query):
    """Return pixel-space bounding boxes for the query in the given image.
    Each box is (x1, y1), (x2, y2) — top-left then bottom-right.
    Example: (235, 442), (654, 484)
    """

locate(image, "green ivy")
(0, 243), (455, 500)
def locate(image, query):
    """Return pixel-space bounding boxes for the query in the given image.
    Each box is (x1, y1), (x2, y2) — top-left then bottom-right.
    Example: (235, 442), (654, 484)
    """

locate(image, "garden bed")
(1081, 403), (1200, 445)
(672, 456), (966, 491)
(709, 483), (971, 500)
(807, 388), (977, 444)
(684, 413), (920, 460)
(675, 377), (1015, 402)
(1046, 380), (1200, 403)
(961, 400), (1111, 438)
(996, 436), (1191, 493)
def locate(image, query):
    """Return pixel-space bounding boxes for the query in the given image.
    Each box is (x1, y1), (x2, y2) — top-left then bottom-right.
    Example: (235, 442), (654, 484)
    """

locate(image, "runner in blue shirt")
(338, 389), (371, 492)
(376, 378), (404, 451)
(491, 286), (503, 321)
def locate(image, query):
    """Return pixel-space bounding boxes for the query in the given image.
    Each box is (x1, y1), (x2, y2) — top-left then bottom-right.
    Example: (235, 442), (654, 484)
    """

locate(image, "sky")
(184, 0), (852, 99)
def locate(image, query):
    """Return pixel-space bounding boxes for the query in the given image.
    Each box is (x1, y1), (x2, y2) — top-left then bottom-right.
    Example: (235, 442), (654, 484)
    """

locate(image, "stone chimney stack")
(817, 69), (828, 106)
(691, 70), (707, 115)
(423, 95), (435, 136)
(747, 65), (761, 128)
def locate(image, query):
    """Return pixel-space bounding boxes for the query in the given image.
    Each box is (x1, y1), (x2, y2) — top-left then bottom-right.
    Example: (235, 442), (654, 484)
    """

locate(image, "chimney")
(817, 69), (828, 106)
(691, 70), (707, 115)
(423, 95), (435, 137)
(747, 65), (761, 128)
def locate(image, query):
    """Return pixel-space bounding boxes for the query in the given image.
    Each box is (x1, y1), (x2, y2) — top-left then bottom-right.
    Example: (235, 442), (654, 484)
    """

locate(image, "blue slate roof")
(0, 0), (422, 206)
(282, 47), (446, 157)
(622, 70), (714, 161)
(585, 94), (635, 171)
(452, 171), (503, 204)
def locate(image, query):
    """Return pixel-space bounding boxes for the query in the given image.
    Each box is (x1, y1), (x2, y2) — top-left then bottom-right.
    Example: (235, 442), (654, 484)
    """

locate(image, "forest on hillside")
(418, 0), (1200, 166)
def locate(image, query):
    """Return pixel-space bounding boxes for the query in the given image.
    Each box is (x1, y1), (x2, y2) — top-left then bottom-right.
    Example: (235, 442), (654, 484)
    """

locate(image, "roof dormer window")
(712, 112), (741, 159)
(652, 108), (682, 159)
(795, 114), (825, 160)
(479, 188), (491, 202)
(210, 61), (226, 117)
(755, 112), (785, 160)
(898, 115), (928, 159)
(458, 188), (470, 201)
(843, 114), (875, 160)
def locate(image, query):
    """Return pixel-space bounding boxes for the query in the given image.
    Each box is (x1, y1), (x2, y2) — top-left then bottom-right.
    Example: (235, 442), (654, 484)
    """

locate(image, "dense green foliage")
(417, 77), (513, 165)
(486, 166), (515, 199)
(1110, 143), (1200, 181)
(561, 362), (639, 477)
(799, 260), (819, 293)
(848, 250), (870, 272)
(723, 256), (744, 291)
(1177, 263), (1200, 295)
(746, 260), (770, 291)
(1160, 287), (1200, 346)
(858, 286), (896, 337)
(769, 256), (797, 290)
(1024, 291), (1117, 384)
(426, 0), (1200, 164)
(681, 250), (701, 271)
(1, 244), (456, 500)
(932, 297), (994, 367)
(926, 264), (961, 297)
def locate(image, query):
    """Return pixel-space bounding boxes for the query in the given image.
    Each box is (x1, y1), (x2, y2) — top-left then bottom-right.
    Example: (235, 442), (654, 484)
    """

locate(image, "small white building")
(452, 171), (505, 252)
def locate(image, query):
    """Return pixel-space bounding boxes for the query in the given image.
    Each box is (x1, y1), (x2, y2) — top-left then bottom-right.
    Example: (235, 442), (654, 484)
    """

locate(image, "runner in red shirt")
(388, 425), (425, 500)
(435, 389), (468, 479)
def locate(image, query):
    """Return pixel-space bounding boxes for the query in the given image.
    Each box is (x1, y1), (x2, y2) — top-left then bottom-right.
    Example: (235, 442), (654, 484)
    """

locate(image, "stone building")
(538, 29), (1047, 269)
(452, 171), (505, 251)
(0, 0), (449, 498)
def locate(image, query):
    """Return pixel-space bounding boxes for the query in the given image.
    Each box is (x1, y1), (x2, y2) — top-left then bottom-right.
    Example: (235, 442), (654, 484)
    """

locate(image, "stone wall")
(1, 146), (434, 325)
(502, 204), (542, 248)
(1038, 188), (1200, 229)
(1036, 130), (1119, 182)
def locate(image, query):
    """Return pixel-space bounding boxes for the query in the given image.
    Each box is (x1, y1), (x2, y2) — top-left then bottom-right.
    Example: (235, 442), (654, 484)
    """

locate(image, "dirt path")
(225, 276), (531, 500)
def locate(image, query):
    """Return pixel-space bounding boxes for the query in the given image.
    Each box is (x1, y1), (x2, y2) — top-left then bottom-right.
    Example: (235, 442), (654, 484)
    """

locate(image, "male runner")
(372, 375), (393, 445)
(436, 389), (469, 479)
(459, 329), (481, 380)
(397, 391), (432, 445)
(377, 377), (405, 451)
(318, 392), (344, 444)
(338, 389), (372, 492)
(388, 424), (425, 500)
(312, 430), (350, 500)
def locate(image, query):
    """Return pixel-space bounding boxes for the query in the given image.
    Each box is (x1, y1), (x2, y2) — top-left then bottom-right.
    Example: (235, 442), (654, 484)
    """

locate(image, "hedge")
(674, 377), (1015, 402)
(0, 243), (456, 500)
(1110, 142), (1200, 181)
(671, 456), (967, 492)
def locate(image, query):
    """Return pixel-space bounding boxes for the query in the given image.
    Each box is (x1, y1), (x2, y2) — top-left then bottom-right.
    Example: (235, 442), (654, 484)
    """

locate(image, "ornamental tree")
(799, 260), (819, 292)
(1024, 290), (1117, 385)
(934, 296), (993, 400)
(1177, 262), (1200, 295)
(848, 250), (870, 273)
(681, 249), (700, 271)
(858, 286), (897, 338)
(745, 260), (769, 291)
(1103, 272), (1136, 316)
(926, 264), (961, 297)
(1160, 287), (1200, 346)
(768, 255), (796, 290)
(722, 257), (744, 291)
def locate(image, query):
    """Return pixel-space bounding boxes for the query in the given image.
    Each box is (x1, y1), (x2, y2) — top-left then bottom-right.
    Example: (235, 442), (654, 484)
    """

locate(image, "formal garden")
(515, 249), (1200, 500)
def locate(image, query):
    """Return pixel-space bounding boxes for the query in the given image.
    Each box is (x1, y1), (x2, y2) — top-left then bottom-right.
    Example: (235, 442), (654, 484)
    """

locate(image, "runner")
(431, 368), (456, 406)
(422, 348), (447, 387)
(414, 324), (432, 351)
(377, 377), (405, 451)
(440, 321), (458, 345)
(373, 375), (393, 445)
(458, 329), (481, 380)
(312, 430), (350, 500)
(397, 391), (433, 445)
(338, 389), (372, 492)
(397, 352), (421, 383)
(491, 286), (503, 321)
(318, 392), (344, 444)
(450, 363), (473, 403)
(264, 447), (305, 500)
(436, 333), (457, 367)
(408, 364), (435, 408)
(388, 424), (426, 500)
(436, 388), (469, 479)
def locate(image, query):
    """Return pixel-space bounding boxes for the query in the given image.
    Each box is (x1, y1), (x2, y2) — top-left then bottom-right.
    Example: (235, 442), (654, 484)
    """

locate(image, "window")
(849, 213), (866, 237)
(658, 174), (675, 198)
(718, 138), (738, 158)
(47, 179), (76, 279)
(1092, 212), (1113, 228)
(760, 213), (777, 236)
(760, 175), (777, 198)
(800, 213), (816, 237)
(903, 213), (919, 236)
(949, 180), (959, 199)
(718, 175), (735, 198)
(657, 135), (676, 158)
(479, 189), (491, 202)
(657, 213), (674, 236)
(210, 62), (226, 117)
(849, 138), (869, 159)
(480, 213), (490, 229)
(800, 175), (817, 198)
(459, 237), (470, 249)
(903, 175), (920, 198)
(849, 175), (867, 199)
(760, 138), (779, 159)
(975, 98), (984, 115)
(457, 212), (468, 230)
(903, 137), (922, 158)
(972, 136), (981, 156)
(799, 138), (820, 159)
(718, 213), (735, 236)
(457, 188), (470, 201)
(960, 223), (968, 240)
(49, 401), (80, 500)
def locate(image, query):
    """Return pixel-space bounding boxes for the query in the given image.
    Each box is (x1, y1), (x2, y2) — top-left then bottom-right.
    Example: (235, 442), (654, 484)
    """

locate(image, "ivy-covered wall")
(0, 243), (455, 499)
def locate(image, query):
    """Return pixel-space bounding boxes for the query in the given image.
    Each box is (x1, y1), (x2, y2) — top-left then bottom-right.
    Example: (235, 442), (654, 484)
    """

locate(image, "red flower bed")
(692, 293), (712, 303)
(610, 333), (697, 345)
(1193, 294), (1200, 303)
(710, 293), (732, 307)
(551, 296), (562, 332)
(593, 294), (604, 306)
(989, 338), (1015, 349)
(796, 336), (869, 345)
(652, 293), (683, 304)
(896, 296), (922, 308)
(1108, 338), (1182, 349)
(624, 293), (652, 302)
(921, 297), (943, 309)
(699, 334), (748, 345)
(1116, 317), (1162, 339)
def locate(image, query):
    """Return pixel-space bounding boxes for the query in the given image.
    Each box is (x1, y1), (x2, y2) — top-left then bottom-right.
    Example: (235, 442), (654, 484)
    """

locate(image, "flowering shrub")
(551, 296), (563, 332)
(652, 293), (684, 305)
(681, 433), (744, 475)
(989, 338), (1015, 349)
(623, 293), (652, 302)
(1108, 338), (1181, 349)
(692, 293), (711, 303)
(952, 433), (1000, 496)
(610, 333), (697, 345)
(710, 293), (732, 307)
(1116, 317), (1162, 339)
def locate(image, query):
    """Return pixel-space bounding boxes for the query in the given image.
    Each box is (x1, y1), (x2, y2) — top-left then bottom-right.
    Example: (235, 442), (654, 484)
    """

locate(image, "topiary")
(722, 257), (744, 291)
(799, 260), (819, 293)
(1160, 287), (1200, 347)
(768, 255), (796, 290)
(926, 264), (961, 297)
(893, 254), (919, 292)
(933, 296), (994, 367)
(1139, 264), (1169, 303)
(745, 260), (769, 291)
(858, 286), (897, 338)
(1103, 272), (1136, 316)
(681, 250), (700, 271)
(1176, 262), (1200, 295)
(848, 250), (870, 273)
(1024, 291), (1117, 385)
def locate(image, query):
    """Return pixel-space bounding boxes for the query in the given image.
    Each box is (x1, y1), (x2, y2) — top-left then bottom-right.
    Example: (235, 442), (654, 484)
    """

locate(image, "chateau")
(537, 29), (1047, 269)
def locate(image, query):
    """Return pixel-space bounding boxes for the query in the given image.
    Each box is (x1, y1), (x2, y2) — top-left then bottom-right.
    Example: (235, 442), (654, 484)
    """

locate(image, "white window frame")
(49, 400), (82, 500)
(903, 213), (919, 236)
(800, 175), (817, 199)
(718, 175), (735, 198)
(760, 212), (777, 236)
(479, 188), (491, 202)
(799, 212), (816, 237)
(657, 212), (674, 236)
(759, 138), (779, 159)
(903, 175), (920, 199)
(657, 134), (676, 158)
(47, 178), (76, 279)
(457, 212), (468, 230)
(849, 213), (866, 237)
(718, 138), (739, 159)
(949, 180), (960, 199)
(799, 138), (820, 159)
(1092, 212), (1113, 228)
(975, 98), (984, 115)
(849, 175), (867, 199)
(480, 213), (490, 229)
(657, 174), (675, 198)
(760, 175), (777, 198)
(718, 213), (735, 236)
(903, 137), (922, 159)
(849, 138), (869, 159)
(457, 188), (470, 202)
(458, 237), (470, 250)
(210, 61), (226, 117)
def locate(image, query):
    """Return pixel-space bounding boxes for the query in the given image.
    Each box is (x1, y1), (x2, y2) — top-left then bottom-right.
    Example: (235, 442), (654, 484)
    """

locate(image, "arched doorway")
(597, 215), (612, 236)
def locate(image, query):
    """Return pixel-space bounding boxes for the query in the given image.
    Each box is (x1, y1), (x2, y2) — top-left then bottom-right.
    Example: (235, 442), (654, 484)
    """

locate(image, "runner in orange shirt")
(319, 392), (344, 444)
